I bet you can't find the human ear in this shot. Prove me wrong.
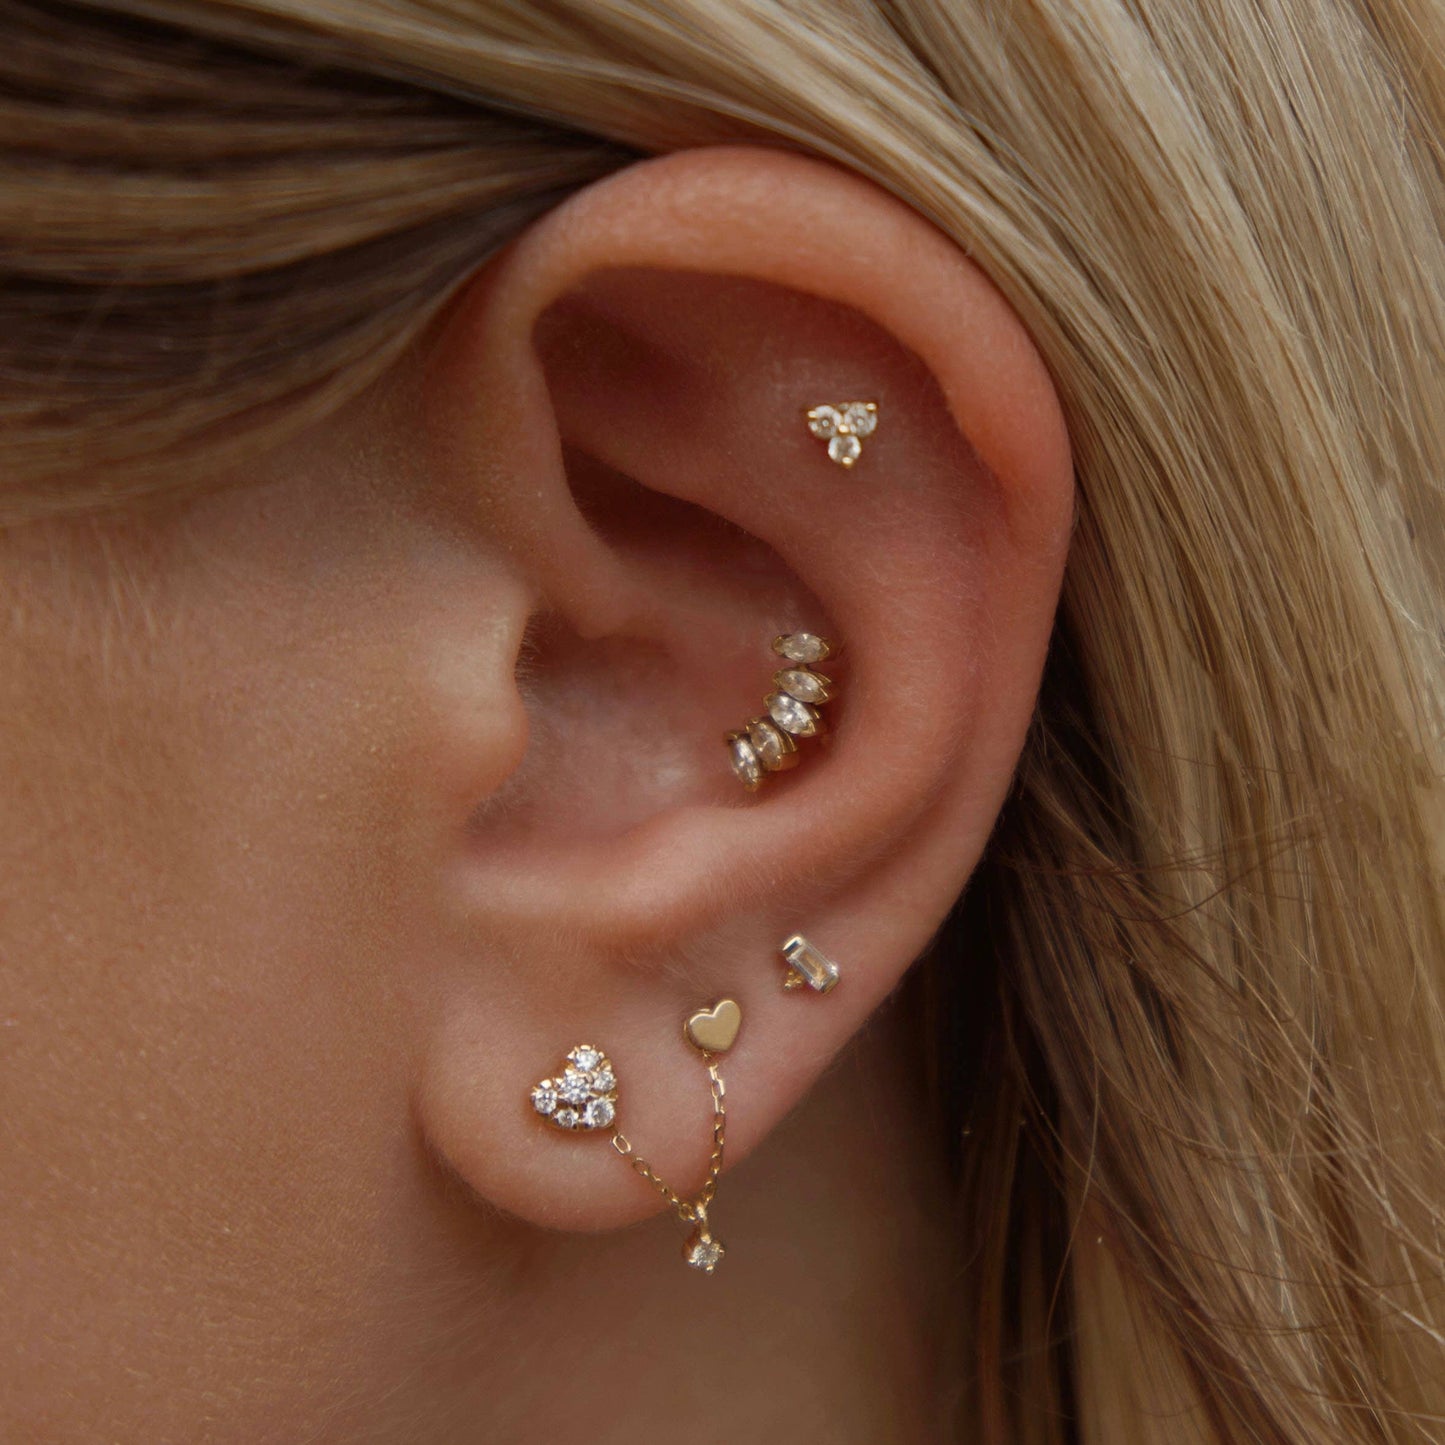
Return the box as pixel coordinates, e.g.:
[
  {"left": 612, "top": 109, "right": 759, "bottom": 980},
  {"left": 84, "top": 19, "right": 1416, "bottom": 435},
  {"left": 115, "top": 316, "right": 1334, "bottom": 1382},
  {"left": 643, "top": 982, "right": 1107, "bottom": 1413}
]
[{"left": 409, "top": 145, "right": 1073, "bottom": 1236}]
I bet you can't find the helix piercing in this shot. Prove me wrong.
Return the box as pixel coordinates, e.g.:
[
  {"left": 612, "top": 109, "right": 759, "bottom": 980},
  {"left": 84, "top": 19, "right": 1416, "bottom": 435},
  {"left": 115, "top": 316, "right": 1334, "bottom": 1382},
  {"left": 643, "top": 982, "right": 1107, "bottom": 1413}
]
[
  {"left": 727, "top": 632, "right": 839, "bottom": 792},
  {"left": 529, "top": 998, "right": 742, "bottom": 1273},
  {"left": 805, "top": 400, "right": 879, "bottom": 467}
]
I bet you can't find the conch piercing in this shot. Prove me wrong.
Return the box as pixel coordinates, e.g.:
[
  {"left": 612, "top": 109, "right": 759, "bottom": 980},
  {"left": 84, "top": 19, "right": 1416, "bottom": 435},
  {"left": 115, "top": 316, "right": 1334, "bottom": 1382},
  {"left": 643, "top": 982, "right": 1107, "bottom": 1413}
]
[
  {"left": 727, "top": 631, "right": 839, "bottom": 792},
  {"left": 779, "top": 933, "right": 841, "bottom": 994},
  {"left": 529, "top": 998, "right": 742, "bottom": 1273},
  {"left": 805, "top": 400, "right": 879, "bottom": 467}
]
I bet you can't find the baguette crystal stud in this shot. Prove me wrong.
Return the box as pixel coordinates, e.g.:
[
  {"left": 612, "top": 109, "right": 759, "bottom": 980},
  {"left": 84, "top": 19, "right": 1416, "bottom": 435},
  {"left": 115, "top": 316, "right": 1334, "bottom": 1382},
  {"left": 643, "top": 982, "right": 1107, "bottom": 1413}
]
[{"left": 780, "top": 934, "right": 841, "bottom": 994}]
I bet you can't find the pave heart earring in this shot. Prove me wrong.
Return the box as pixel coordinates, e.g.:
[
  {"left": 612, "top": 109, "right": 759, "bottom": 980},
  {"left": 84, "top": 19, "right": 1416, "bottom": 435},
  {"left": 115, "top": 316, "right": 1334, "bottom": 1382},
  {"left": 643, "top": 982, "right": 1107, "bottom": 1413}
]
[{"left": 529, "top": 998, "right": 742, "bottom": 1273}]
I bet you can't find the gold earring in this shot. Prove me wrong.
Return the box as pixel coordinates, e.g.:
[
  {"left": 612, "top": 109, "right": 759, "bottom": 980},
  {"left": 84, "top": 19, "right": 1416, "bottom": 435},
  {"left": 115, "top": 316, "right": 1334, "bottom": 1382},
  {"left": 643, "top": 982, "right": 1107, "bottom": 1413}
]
[
  {"left": 779, "top": 933, "right": 841, "bottom": 994},
  {"left": 727, "top": 632, "right": 840, "bottom": 791},
  {"left": 805, "top": 401, "right": 879, "bottom": 467},
  {"left": 529, "top": 998, "right": 742, "bottom": 1273}
]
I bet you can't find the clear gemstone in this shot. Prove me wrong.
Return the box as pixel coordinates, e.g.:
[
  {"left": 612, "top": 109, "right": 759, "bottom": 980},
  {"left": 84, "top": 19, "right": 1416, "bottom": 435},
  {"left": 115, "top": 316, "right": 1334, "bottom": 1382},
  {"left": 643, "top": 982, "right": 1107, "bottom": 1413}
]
[
  {"left": 582, "top": 1096, "right": 615, "bottom": 1129},
  {"left": 531, "top": 1081, "right": 558, "bottom": 1116},
  {"left": 684, "top": 1232, "right": 725, "bottom": 1273},
  {"left": 780, "top": 934, "right": 841, "bottom": 993},
  {"left": 806, "top": 404, "right": 841, "bottom": 438},
  {"left": 747, "top": 717, "right": 798, "bottom": 771},
  {"left": 774, "top": 667, "right": 831, "bottom": 704},
  {"left": 558, "top": 1069, "right": 593, "bottom": 1106},
  {"left": 591, "top": 1065, "right": 616, "bottom": 1093},
  {"left": 553, "top": 1108, "right": 580, "bottom": 1129},
  {"left": 828, "top": 433, "right": 862, "bottom": 466},
  {"left": 772, "top": 632, "right": 832, "bottom": 664},
  {"left": 766, "top": 692, "right": 820, "bottom": 738},
  {"left": 569, "top": 1046, "right": 602, "bottom": 1072},
  {"left": 728, "top": 733, "right": 764, "bottom": 790},
  {"left": 841, "top": 401, "right": 877, "bottom": 436}
]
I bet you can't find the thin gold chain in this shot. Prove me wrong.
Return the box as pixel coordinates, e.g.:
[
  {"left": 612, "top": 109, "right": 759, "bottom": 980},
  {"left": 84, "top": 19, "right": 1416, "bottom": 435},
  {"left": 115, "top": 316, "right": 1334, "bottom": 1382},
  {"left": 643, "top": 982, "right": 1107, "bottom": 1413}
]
[{"left": 611, "top": 1058, "right": 726, "bottom": 1223}]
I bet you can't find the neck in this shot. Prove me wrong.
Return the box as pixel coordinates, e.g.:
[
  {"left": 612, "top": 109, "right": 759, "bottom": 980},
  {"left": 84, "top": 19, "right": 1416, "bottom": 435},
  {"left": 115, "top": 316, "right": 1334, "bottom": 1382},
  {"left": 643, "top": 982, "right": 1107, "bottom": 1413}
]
[{"left": 411, "top": 990, "right": 957, "bottom": 1443}]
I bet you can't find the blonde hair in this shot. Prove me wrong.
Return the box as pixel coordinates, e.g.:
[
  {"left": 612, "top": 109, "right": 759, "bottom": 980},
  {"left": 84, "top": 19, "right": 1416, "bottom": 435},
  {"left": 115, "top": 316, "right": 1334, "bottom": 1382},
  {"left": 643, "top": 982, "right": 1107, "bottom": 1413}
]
[{"left": 7, "top": 0, "right": 1444, "bottom": 1438}]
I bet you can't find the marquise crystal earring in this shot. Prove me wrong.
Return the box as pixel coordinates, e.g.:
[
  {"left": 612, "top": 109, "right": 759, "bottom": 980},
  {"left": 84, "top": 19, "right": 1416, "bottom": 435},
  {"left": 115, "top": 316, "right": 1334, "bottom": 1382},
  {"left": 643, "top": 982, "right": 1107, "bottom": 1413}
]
[
  {"left": 529, "top": 998, "right": 742, "bottom": 1273},
  {"left": 727, "top": 631, "right": 840, "bottom": 792}
]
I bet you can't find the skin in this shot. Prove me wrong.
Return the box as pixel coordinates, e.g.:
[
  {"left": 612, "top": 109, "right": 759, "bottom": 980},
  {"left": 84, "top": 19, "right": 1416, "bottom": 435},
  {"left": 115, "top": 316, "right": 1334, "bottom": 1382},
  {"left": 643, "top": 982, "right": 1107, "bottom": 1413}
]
[{"left": 0, "top": 148, "right": 1073, "bottom": 1442}]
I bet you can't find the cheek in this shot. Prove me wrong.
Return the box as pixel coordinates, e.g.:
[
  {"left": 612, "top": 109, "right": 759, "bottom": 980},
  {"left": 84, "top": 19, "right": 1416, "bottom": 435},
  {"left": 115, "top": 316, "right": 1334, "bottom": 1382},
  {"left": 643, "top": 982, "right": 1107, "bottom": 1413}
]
[{"left": 0, "top": 488, "right": 527, "bottom": 1424}]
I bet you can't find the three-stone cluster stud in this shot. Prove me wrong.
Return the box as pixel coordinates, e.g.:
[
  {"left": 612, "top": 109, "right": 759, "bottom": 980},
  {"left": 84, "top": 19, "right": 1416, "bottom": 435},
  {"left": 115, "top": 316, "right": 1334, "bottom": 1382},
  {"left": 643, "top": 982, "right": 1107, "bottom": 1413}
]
[
  {"left": 726, "top": 632, "right": 839, "bottom": 793},
  {"left": 805, "top": 401, "right": 878, "bottom": 467}
]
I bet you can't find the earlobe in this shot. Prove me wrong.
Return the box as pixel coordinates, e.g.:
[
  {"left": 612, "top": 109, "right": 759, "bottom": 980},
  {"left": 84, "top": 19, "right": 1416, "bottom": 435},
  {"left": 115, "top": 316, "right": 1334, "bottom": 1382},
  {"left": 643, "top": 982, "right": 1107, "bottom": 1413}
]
[{"left": 408, "top": 145, "right": 1074, "bottom": 1250}]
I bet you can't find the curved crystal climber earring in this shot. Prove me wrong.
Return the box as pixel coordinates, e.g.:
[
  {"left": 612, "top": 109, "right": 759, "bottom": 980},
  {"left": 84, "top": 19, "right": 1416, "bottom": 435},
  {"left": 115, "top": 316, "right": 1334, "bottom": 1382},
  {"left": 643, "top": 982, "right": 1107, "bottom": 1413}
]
[
  {"left": 529, "top": 998, "right": 742, "bottom": 1272},
  {"left": 727, "top": 631, "right": 840, "bottom": 791}
]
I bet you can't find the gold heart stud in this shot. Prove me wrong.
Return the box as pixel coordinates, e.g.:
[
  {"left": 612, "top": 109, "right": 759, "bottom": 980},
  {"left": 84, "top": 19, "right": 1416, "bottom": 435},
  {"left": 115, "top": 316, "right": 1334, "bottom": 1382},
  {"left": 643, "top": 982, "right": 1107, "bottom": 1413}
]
[{"left": 685, "top": 998, "right": 742, "bottom": 1055}]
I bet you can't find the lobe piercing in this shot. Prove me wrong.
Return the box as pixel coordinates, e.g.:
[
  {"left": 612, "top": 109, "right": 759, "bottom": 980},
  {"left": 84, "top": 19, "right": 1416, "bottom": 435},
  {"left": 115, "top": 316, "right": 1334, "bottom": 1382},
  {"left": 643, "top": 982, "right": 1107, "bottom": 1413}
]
[
  {"left": 727, "top": 632, "right": 840, "bottom": 792},
  {"left": 805, "top": 401, "right": 879, "bottom": 467},
  {"left": 529, "top": 998, "right": 742, "bottom": 1273}
]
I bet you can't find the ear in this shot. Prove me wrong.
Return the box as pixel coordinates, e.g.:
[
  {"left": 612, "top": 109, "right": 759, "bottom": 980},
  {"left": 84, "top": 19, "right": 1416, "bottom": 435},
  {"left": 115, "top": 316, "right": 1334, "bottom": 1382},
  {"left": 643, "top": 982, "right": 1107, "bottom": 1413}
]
[{"left": 411, "top": 146, "right": 1073, "bottom": 1232}]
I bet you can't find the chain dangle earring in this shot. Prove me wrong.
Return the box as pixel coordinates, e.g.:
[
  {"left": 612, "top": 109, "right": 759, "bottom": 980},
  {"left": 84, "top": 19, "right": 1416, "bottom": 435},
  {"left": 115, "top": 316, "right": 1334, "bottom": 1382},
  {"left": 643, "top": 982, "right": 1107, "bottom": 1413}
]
[{"left": 529, "top": 998, "right": 742, "bottom": 1273}]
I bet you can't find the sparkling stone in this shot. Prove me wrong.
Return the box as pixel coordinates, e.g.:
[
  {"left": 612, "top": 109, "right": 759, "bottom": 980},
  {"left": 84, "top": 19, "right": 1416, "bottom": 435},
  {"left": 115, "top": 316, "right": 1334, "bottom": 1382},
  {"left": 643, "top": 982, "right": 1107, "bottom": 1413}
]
[
  {"left": 828, "top": 433, "right": 862, "bottom": 466},
  {"left": 591, "top": 1065, "right": 616, "bottom": 1093},
  {"left": 774, "top": 667, "right": 831, "bottom": 704},
  {"left": 841, "top": 401, "right": 877, "bottom": 436},
  {"left": 558, "top": 1069, "right": 593, "bottom": 1106},
  {"left": 684, "top": 1232, "right": 726, "bottom": 1273},
  {"left": 728, "top": 733, "right": 764, "bottom": 790},
  {"left": 772, "top": 632, "right": 832, "bottom": 664},
  {"left": 766, "top": 691, "right": 820, "bottom": 738},
  {"left": 531, "top": 1081, "right": 558, "bottom": 1116},
  {"left": 806, "top": 404, "right": 841, "bottom": 438},
  {"left": 747, "top": 716, "right": 798, "bottom": 771},
  {"left": 568, "top": 1046, "right": 602, "bottom": 1072},
  {"left": 553, "top": 1108, "right": 580, "bottom": 1129},
  {"left": 780, "top": 934, "right": 841, "bottom": 994},
  {"left": 582, "top": 1096, "right": 615, "bottom": 1129}
]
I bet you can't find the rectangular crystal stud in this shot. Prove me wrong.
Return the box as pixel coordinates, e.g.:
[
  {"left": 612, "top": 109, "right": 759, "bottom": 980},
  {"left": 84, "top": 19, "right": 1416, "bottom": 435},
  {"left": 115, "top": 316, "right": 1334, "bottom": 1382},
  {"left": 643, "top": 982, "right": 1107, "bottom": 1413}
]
[{"left": 779, "top": 935, "right": 840, "bottom": 994}]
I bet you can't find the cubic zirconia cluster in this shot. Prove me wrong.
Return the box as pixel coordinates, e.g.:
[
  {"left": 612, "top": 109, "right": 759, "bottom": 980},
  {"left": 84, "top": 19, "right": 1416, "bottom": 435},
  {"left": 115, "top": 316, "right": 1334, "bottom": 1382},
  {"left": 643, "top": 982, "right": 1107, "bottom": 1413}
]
[
  {"left": 531, "top": 1044, "right": 619, "bottom": 1132},
  {"left": 806, "top": 400, "right": 878, "bottom": 467},
  {"left": 726, "top": 632, "right": 839, "bottom": 793}
]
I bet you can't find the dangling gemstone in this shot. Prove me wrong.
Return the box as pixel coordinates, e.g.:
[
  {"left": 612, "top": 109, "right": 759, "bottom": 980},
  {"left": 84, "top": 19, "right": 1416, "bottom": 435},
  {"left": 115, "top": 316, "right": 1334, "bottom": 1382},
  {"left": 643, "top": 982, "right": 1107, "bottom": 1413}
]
[{"left": 683, "top": 1227, "right": 726, "bottom": 1273}]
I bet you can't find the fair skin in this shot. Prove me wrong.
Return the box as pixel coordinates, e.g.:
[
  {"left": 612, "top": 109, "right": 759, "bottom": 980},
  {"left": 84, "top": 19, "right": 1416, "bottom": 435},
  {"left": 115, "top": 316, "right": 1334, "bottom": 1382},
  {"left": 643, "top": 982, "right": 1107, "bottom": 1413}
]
[{"left": 0, "top": 148, "right": 1073, "bottom": 1441}]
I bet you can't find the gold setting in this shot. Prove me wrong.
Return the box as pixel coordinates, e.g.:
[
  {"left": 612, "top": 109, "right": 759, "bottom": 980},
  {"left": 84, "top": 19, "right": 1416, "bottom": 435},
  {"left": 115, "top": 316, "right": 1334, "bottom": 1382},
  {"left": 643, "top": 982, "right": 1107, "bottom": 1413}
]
[
  {"left": 531, "top": 999, "right": 742, "bottom": 1273},
  {"left": 727, "top": 632, "right": 840, "bottom": 792}
]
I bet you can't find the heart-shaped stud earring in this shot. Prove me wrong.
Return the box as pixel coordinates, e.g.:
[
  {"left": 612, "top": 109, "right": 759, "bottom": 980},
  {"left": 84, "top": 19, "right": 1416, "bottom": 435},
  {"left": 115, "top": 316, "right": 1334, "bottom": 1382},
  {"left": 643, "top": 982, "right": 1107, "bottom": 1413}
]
[
  {"left": 530, "top": 1044, "right": 618, "bottom": 1131},
  {"left": 685, "top": 998, "right": 742, "bottom": 1055}
]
